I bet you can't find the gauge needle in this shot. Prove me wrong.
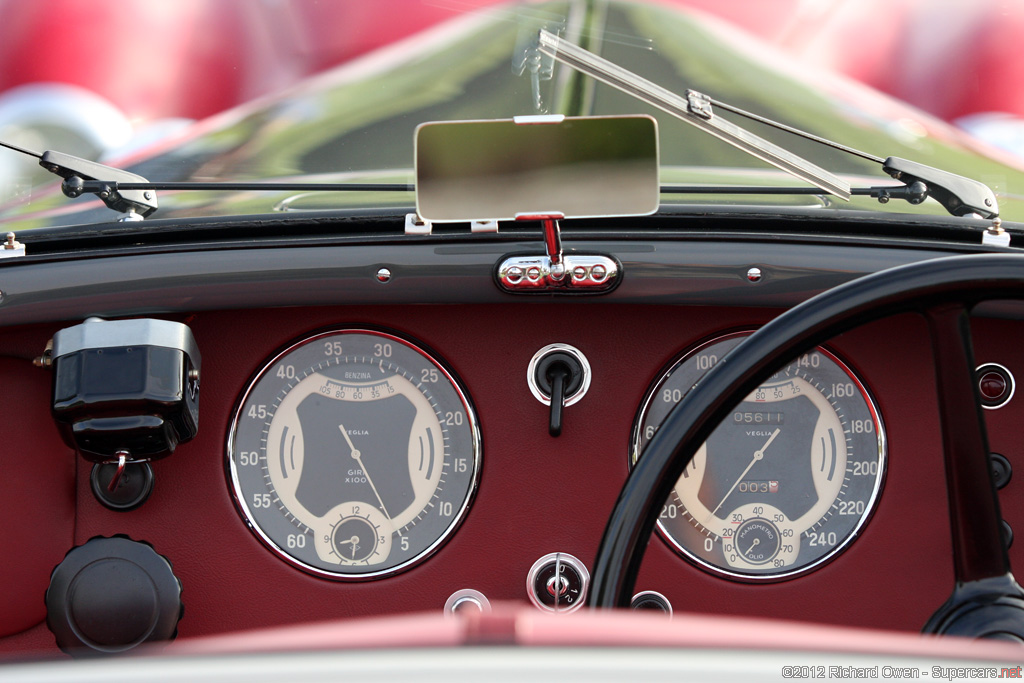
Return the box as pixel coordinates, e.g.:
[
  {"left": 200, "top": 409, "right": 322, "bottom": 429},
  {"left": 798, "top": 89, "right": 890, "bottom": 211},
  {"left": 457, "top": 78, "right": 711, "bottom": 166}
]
[
  {"left": 346, "top": 535, "right": 360, "bottom": 558},
  {"left": 339, "top": 424, "right": 397, "bottom": 528},
  {"left": 745, "top": 538, "right": 760, "bottom": 556},
  {"left": 704, "top": 428, "right": 781, "bottom": 524}
]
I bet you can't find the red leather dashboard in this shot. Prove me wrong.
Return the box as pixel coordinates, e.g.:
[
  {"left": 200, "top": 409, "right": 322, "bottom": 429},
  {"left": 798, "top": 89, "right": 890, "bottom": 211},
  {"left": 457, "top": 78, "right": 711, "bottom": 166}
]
[{"left": 2, "top": 302, "right": 1022, "bottom": 653}]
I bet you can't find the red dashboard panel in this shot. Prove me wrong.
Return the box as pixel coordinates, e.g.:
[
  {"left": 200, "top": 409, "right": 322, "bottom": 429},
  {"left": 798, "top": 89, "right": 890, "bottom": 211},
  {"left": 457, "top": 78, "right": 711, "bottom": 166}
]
[
  {"left": 1, "top": 303, "right": 1021, "bottom": 654},
  {"left": 0, "top": 358, "right": 75, "bottom": 638}
]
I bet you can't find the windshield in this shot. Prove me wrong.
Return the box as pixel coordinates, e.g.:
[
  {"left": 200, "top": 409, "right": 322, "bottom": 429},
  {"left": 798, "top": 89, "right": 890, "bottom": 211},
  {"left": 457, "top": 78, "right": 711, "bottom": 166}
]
[{"left": 2, "top": 0, "right": 1023, "bottom": 226}]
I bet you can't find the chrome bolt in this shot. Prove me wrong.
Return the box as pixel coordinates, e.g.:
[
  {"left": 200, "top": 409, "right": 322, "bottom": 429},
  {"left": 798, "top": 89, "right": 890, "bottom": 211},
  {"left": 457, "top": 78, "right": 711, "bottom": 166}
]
[
  {"left": 549, "top": 262, "right": 566, "bottom": 281},
  {"left": 33, "top": 339, "right": 52, "bottom": 367},
  {"left": 591, "top": 264, "right": 607, "bottom": 281},
  {"left": 188, "top": 368, "right": 200, "bottom": 381},
  {"left": 986, "top": 198, "right": 993, "bottom": 207},
  {"left": 144, "top": 191, "right": 154, "bottom": 200},
  {"left": 507, "top": 266, "right": 524, "bottom": 283},
  {"left": 376, "top": 267, "right": 392, "bottom": 283},
  {"left": 572, "top": 266, "right": 587, "bottom": 280},
  {"left": 746, "top": 267, "right": 762, "bottom": 283},
  {"left": 526, "top": 266, "right": 542, "bottom": 281}
]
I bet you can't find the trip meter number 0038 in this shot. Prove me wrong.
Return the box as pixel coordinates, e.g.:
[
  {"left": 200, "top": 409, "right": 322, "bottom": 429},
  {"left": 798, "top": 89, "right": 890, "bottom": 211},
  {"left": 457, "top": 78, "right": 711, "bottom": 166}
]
[
  {"left": 632, "top": 333, "right": 885, "bottom": 581},
  {"left": 228, "top": 329, "right": 480, "bottom": 580}
]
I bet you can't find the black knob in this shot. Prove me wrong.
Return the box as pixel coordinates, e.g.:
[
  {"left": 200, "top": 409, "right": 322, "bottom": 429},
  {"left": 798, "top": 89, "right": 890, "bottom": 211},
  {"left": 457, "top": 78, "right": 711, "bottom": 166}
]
[
  {"left": 46, "top": 537, "right": 183, "bottom": 656},
  {"left": 991, "top": 452, "right": 1013, "bottom": 489}
]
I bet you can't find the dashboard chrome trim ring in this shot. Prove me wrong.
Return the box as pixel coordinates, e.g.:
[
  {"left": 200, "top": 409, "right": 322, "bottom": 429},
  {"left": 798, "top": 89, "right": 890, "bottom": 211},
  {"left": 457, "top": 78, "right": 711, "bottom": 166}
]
[
  {"left": 226, "top": 327, "right": 481, "bottom": 581},
  {"left": 527, "top": 343, "right": 592, "bottom": 407},
  {"left": 631, "top": 331, "right": 887, "bottom": 582},
  {"left": 977, "top": 362, "right": 1015, "bottom": 410},
  {"left": 444, "top": 589, "right": 492, "bottom": 616},
  {"left": 526, "top": 552, "right": 591, "bottom": 613}
]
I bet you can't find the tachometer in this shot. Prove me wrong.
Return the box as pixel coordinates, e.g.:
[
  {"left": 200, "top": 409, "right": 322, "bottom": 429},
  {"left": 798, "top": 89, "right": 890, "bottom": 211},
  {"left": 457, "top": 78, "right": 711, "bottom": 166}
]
[
  {"left": 632, "top": 332, "right": 885, "bottom": 581},
  {"left": 227, "top": 329, "right": 480, "bottom": 580}
]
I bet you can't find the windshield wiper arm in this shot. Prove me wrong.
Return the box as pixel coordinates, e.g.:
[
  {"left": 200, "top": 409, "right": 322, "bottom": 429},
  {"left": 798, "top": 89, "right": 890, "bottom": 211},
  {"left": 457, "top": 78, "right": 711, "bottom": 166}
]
[
  {"left": 707, "top": 97, "right": 999, "bottom": 219},
  {"left": 0, "top": 141, "right": 414, "bottom": 221},
  {"left": 536, "top": 30, "right": 851, "bottom": 201},
  {"left": 536, "top": 30, "right": 999, "bottom": 220}
]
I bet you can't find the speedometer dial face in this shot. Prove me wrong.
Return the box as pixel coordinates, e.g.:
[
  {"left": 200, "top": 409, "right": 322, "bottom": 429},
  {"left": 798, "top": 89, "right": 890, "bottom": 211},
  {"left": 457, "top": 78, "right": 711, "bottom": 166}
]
[
  {"left": 228, "top": 329, "right": 480, "bottom": 580},
  {"left": 632, "top": 333, "right": 885, "bottom": 581}
]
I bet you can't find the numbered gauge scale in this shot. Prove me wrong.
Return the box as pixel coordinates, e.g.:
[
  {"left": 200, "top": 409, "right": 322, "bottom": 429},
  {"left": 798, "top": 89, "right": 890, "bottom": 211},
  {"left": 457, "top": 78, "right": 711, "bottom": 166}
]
[
  {"left": 632, "top": 332, "right": 885, "bottom": 581},
  {"left": 227, "top": 329, "right": 480, "bottom": 580}
]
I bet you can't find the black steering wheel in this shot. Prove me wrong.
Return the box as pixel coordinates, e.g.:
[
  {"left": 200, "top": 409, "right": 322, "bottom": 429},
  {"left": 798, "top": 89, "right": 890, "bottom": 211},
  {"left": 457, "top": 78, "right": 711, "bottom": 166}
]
[{"left": 591, "top": 253, "right": 1024, "bottom": 638}]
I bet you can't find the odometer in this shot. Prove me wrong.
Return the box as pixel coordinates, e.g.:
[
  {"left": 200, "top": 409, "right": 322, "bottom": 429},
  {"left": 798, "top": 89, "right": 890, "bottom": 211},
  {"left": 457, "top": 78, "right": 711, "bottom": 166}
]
[
  {"left": 228, "top": 329, "right": 480, "bottom": 580},
  {"left": 633, "top": 332, "right": 885, "bottom": 581}
]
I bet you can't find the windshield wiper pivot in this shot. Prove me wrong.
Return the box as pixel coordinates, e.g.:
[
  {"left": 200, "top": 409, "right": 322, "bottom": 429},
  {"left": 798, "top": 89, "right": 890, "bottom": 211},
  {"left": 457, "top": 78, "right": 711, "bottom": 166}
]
[
  {"left": 881, "top": 157, "right": 998, "bottom": 219},
  {"left": 0, "top": 141, "right": 158, "bottom": 220}
]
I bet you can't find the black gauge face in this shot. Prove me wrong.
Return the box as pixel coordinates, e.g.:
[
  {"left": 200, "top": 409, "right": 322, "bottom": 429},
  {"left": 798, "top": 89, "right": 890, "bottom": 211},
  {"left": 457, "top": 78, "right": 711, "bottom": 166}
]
[
  {"left": 633, "top": 333, "right": 885, "bottom": 581},
  {"left": 228, "top": 329, "right": 480, "bottom": 580}
]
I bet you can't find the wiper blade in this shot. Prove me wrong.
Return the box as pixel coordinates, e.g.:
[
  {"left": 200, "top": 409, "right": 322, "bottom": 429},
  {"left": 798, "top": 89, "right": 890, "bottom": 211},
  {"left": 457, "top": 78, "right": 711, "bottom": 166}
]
[
  {"left": 536, "top": 30, "right": 851, "bottom": 201},
  {"left": 536, "top": 30, "right": 1000, "bottom": 220}
]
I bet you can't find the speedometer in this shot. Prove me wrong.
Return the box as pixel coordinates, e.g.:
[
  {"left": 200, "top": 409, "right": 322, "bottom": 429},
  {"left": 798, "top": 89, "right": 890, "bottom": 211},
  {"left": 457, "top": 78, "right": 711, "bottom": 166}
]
[
  {"left": 227, "top": 329, "right": 480, "bottom": 580},
  {"left": 632, "top": 332, "right": 885, "bottom": 581}
]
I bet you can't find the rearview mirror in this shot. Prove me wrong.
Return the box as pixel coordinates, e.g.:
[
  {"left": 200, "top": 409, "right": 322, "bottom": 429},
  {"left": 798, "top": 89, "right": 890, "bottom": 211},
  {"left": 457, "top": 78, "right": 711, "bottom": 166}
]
[{"left": 415, "top": 115, "right": 658, "bottom": 222}]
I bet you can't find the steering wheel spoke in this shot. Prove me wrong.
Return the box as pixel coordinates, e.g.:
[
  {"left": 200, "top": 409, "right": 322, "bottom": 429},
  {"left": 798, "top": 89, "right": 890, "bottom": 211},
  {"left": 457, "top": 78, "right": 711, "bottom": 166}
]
[
  {"left": 924, "top": 302, "right": 1008, "bottom": 583},
  {"left": 923, "top": 302, "right": 1024, "bottom": 639}
]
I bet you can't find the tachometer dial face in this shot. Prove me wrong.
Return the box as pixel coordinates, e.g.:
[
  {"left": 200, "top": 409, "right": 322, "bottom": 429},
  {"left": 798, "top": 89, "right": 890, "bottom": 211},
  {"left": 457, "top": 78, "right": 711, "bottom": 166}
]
[
  {"left": 632, "top": 332, "right": 885, "bottom": 581},
  {"left": 228, "top": 329, "right": 480, "bottom": 580}
]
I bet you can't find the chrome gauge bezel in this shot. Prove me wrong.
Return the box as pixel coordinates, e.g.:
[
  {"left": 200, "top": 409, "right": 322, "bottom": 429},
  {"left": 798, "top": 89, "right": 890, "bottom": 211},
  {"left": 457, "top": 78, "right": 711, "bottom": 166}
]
[
  {"left": 226, "top": 327, "right": 481, "bottom": 581},
  {"left": 631, "top": 331, "right": 886, "bottom": 583}
]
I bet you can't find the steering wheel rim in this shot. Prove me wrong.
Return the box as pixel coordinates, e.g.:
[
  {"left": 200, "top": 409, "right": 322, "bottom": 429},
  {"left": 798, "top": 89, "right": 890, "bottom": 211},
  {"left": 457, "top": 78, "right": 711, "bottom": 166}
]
[{"left": 591, "top": 252, "right": 1024, "bottom": 615}]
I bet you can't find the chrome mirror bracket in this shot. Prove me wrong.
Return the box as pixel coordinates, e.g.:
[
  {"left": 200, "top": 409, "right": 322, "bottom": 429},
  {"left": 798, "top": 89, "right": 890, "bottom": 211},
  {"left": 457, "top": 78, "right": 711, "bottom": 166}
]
[{"left": 497, "top": 212, "right": 619, "bottom": 293}]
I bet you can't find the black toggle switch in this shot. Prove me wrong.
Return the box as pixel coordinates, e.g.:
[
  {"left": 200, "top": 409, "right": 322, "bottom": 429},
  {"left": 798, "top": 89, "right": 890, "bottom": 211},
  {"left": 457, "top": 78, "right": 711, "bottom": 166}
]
[
  {"left": 534, "top": 351, "right": 585, "bottom": 437},
  {"left": 547, "top": 361, "right": 570, "bottom": 436}
]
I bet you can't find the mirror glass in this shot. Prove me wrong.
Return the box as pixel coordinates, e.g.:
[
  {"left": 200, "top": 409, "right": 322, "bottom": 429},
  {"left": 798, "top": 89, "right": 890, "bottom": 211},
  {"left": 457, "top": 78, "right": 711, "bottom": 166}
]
[{"left": 415, "top": 115, "right": 658, "bottom": 221}]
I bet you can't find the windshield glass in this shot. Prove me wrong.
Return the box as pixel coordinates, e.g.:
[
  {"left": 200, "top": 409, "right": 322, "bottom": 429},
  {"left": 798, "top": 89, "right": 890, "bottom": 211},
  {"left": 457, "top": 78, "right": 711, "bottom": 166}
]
[{"left": 2, "top": 0, "right": 1023, "bottom": 226}]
